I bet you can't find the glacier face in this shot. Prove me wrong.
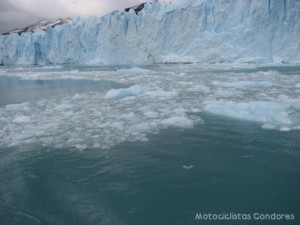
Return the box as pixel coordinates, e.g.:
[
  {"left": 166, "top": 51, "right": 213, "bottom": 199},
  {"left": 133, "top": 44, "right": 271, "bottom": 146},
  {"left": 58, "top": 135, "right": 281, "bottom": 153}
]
[{"left": 0, "top": 0, "right": 300, "bottom": 65}]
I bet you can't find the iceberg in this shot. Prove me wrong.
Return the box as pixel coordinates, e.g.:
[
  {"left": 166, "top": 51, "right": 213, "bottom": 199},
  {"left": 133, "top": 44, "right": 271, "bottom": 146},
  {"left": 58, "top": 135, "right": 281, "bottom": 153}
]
[
  {"left": 203, "top": 101, "right": 293, "bottom": 126},
  {"left": 104, "top": 85, "right": 144, "bottom": 99},
  {"left": 0, "top": 0, "right": 300, "bottom": 65}
]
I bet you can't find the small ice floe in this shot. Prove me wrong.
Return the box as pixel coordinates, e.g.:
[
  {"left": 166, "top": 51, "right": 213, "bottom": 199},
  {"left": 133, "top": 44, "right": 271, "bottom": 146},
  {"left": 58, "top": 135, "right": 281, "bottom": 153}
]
[
  {"left": 262, "top": 124, "right": 276, "bottom": 130},
  {"left": 182, "top": 165, "right": 194, "bottom": 170},
  {"left": 104, "top": 85, "right": 144, "bottom": 99},
  {"left": 13, "top": 116, "right": 31, "bottom": 123},
  {"left": 240, "top": 155, "right": 254, "bottom": 159},
  {"left": 279, "top": 127, "right": 291, "bottom": 132},
  {"left": 187, "top": 84, "right": 211, "bottom": 94},
  {"left": 162, "top": 116, "right": 194, "bottom": 129}
]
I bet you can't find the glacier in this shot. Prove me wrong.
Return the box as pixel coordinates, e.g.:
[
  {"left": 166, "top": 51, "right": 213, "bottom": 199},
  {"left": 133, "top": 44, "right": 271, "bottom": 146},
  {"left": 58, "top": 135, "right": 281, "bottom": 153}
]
[{"left": 0, "top": 0, "right": 300, "bottom": 65}]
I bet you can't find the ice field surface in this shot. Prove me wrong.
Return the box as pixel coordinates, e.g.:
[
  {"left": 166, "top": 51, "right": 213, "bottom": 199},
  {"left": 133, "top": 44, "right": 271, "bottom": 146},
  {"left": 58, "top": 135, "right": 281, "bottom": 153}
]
[{"left": 0, "top": 64, "right": 299, "bottom": 150}]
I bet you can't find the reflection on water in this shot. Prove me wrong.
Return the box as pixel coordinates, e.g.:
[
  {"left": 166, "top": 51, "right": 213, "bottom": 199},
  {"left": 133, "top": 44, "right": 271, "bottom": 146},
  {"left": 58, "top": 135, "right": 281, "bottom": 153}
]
[{"left": 0, "top": 76, "right": 127, "bottom": 106}]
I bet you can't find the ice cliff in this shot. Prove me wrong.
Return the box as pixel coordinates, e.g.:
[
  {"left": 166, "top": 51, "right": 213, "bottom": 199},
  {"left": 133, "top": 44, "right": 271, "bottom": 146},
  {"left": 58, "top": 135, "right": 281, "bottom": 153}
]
[{"left": 0, "top": 0, "right": 300, "bottom": 65}]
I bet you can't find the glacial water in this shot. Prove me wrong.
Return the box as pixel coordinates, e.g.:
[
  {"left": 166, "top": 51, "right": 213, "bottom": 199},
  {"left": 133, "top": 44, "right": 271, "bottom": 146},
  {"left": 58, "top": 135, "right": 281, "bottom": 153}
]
[{"left": 0, "top": 64, "right": 299, "bottom": 225}]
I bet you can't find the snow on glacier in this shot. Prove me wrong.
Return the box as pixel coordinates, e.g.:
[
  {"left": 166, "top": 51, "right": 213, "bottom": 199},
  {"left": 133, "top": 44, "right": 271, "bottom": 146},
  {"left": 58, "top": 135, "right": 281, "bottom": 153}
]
[
  {"left": 1, "top": 0, "right": 300, "bottom": 65},
  {"left": 0, "top": 64, "right": 299, "bottom": 150}
]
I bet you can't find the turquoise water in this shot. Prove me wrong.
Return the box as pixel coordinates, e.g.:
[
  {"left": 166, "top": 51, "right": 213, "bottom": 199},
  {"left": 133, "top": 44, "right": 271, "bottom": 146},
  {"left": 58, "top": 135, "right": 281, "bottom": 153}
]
[
  {"left": 0, "top": 65, "right": 299, "bottom": 224},
  {"left": 0, "top": 76, "right": 127, "bottom": 106}
]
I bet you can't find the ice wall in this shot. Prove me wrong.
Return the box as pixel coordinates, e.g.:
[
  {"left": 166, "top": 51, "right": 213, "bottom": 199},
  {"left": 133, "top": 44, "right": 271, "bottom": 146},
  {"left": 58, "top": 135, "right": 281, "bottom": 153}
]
[{"left": 0, "top": 0, "right": 300, "bottom": 65}]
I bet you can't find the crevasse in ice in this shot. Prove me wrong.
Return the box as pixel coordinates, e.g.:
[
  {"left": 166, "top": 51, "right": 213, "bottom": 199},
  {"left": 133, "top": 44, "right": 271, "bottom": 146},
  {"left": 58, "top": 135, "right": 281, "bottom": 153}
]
[{"left": 0, "top": 0, "right": 300, "bottom": 65}]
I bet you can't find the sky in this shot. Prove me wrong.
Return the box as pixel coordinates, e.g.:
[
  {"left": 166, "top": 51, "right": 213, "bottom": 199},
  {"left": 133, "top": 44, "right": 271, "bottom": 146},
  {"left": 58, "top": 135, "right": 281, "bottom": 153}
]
[{"left": 0, "top": 0, "right": 151, "bottom": 33}]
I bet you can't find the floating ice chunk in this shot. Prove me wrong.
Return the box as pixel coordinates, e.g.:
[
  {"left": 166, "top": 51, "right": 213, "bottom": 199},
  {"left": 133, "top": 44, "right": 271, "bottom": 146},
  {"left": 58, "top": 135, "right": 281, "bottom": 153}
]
[
  {"left": 144, "top": 111, "right": 159, "bottom": 118},
  {"left": 70, "top": 70, "right": 79, "bottom": 74},
  {"left": 5, "top": 102, "right": 30, "bottom": 110},
  {"left": 54, "top": 103, "right": 73, "bottom": 111},
  {"left": 212, "top": 81, "right": 273, "bottom": 89},
  {"left": 117, "top": 67, "right": 152, "bottom": 75},
  {"left": 13, "top": 116, "right": 31, "bottom": 123},
  {"left": 214, "top": 89, "right": 235, "bottom": 97},
  {"left": 129, "top": 123, "right": 151, "bottom": 132},
  {"left": 145, "top": 90, "right": 178, "bottom": 99},
  {"left": 262, "top": 124, "right": 276, "bottom": 130},
  {"left": 74, "top": 144, "right": 88, "bottom": 151},
  {"left": 280, "top": 127, "right": 291, "bottom": 132},
  {"left": 187, "top": 84, "right": 211, "bottom": 94},
  {"left": 182, "top": 165, "right": 194, "bottom": 170},
  {"left": 119, "top": 112, "right": 136, "bottom": 119},
  {"left": 141, "top": 103, "right": 164, "bottom": 110},
  {"left": 277, "top": 94, "right": 290, "bottom": 101},
  {"left": 162, "top": 116, "right": 193, "bottom": 129},
  {"left": 239, "top": 155, "right": 254, "bottom": 158},
  {"left": 204, "top": 101, "right": 292, "bottom": 126},
  {"left": 293, "top": 102, "right": 300, "bottom": 111},
  {"left": 104, "top": 85, "right": 144, "bottom": 99}
]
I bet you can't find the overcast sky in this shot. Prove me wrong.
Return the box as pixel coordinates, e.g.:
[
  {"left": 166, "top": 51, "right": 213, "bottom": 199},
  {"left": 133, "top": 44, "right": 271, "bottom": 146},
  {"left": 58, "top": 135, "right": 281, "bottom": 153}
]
[{"left": 0, "top": 0, "right": 152, "bottom": 33}]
